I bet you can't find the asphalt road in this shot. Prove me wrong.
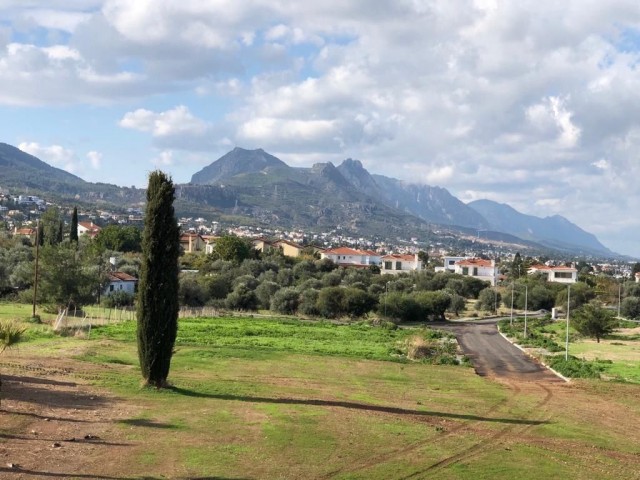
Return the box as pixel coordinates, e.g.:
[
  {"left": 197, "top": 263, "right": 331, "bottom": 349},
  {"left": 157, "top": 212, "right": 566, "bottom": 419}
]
[{"left": 432, "top": 320, "right": 565, "bottom": 382}]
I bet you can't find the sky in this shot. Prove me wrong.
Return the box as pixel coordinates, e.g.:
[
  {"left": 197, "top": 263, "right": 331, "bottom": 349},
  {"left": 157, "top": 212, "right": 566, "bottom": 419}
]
[{"left": 1, "top": 1, "right": 639, "bottom": 257}]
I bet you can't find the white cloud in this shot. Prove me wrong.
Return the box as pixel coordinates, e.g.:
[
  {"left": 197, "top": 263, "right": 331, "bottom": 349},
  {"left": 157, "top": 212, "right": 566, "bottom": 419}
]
[
  {"left": 4, "top": 1, "right": 640, "bottom": 255},
  {"left": 526, "top": 96, "right": 581, "bottom": 148},
  {"left": 86, "top": 150, "right": 102, "bottom": 169},
  {"left": 119, "top": 105, "right": 227, "bottom": 151},
  {"left": 20, "top": 9, "right": 92, "bottom": 33},
  {"left": 19, "top": 142, "right": 80, "bottom": 173},
  {"left": 152, "top": 150, "right": 174, "bottom": 167},
  {"left": 119, "top": 105, "right": 209, "bottom": 137},
  {"left": 592, "top": 158, "right": 609, "bottom": 170}
]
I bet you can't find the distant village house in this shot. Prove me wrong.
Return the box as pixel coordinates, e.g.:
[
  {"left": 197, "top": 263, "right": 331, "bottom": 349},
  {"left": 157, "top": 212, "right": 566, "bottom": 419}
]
[
  {"left": 381, "top": 254, "right": 423, "bottom": 275},
  {"left": 321, "top": 247, "right": 381, "bottom": 268},
  {"left": 77, "top": 221, "right": 101, "bottom": 238},
  {"left": 103, "top": 271, "right": 138, "bottom": 296},
  {"left": 453, "top": 258, "right": 499, "bottom": 286},
  {"left": 527, "top": 264, "right": 578, "bottom": 284}
]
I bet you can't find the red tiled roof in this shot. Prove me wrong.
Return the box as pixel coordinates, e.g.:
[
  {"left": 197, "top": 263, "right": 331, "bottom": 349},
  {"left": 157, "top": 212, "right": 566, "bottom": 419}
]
[
  {"left": 78, "top": 221, "right": 101, "bottom": 231},
  {"left": 273, "top": 239, "right": 302, "bottom": 249},
  {"left": 324, "top": 247, "right": 379, "bottom": 256},
  {"left": 382, "top": 254, "right": 417, "bottom": 261},
  {"left": 107, "top": 272, "right": 137, "bottom": 282},
  {"left": 455, "top": 258, "right": 494, "bottom": 267}
]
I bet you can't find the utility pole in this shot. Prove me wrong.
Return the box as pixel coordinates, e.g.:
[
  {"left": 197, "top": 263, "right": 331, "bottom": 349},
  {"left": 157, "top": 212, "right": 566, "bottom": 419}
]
[{"left": 618, "top": 283, "right": 622, "bottom": 318}]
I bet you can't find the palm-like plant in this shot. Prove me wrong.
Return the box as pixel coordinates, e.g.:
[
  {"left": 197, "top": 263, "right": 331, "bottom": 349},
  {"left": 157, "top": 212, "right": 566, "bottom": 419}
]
[{"left": 0, "top": 320, "right": 26, "bottom": 409}]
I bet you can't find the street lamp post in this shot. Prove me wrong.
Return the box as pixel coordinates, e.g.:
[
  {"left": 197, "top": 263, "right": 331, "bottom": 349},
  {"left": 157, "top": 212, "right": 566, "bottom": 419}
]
[
  {"left": 510, "top": 283, "right": 514, "bottom": 327},
  {"left": 384, "top": 281, "right": 389, "bottom": 317},
  {"left": 32, "top": 220, "right": 40, "bottom": 319},
  {"left": 565, "top": 284, "right": 571, "bottom": 361},
  {"left": 524, "top": 285, "right": 528, "bottom": 339}
]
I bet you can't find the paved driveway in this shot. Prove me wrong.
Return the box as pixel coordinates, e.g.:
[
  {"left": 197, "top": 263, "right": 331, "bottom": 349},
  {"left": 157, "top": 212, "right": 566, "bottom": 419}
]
[{"left": 432, "top": 320, "right": 564, "bottom": 382}]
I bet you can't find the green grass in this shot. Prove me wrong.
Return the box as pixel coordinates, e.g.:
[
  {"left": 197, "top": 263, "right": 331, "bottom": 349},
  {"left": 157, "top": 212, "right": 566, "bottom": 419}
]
[
  {"left": 90, "top": 316, "right": 454, "bottom": 363},
  {"left": 3, "top": 305, "right": 640, "bottom": 478},
  {"left": 500, "top": 316, "right": 640, "bottom": 383},
  {"left": 0, "top": 302, "right": 55, "bottom": 323}
]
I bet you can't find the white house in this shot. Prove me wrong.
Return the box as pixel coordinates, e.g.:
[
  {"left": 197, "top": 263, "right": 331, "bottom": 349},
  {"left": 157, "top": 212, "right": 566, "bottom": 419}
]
[
  {"left": 454, "top": 258, "right": 499, "bottom": 286},
  {"left": 528, "top": 264, "right": 578, "bottom": 284},
  {"left": 381, "top": 254, "right": 422, "bottom": 275},
  {"left": 635, "top": 272, "right": 640, "bottom": 283},
  {"left": 78, "top": 221, "right": 101, "bottom": 238},
  {"left": 435, "top": 256, "right": 466, "bottom": 273},
  {"left": 321, "top": 247, "right": 381, "bottom": 267},
  {"left": 103, "top": 271, "right": 138, "bottom": 296}
]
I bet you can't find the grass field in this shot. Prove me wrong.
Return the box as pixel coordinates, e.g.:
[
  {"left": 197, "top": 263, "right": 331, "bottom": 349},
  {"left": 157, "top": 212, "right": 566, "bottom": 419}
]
[
  {"left": 2, "top": 309, "right": 640, "bottom": 479},
  {"left": 499, "top": 316, "right": 640, "bottom": 383}
]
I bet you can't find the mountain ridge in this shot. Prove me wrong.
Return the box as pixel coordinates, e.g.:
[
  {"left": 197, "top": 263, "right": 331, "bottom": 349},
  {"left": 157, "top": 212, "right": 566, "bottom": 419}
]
[
  {"left": 0, "top": 142, "right": 617, "bottom": 257},
  {"left": 467, "top": 199, "right": 612, "bottom": 256}
]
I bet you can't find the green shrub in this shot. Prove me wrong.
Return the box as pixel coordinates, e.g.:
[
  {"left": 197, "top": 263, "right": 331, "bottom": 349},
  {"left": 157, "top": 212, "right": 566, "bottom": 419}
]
[
  {"left": 102, "top": 290, "right": 135, "bottom": 308},
  {"left": 547, "top": 356, "right": 607, "bottom": 379},
  {"left": 298, "top": 289, "right": 320, "bottom": 316},
  {"left": 270, "top": 287, "right": 300, "bottom": 315}
]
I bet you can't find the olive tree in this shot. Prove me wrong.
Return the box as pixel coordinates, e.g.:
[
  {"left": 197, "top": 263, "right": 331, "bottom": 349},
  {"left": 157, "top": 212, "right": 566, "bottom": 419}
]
[{"left": 572, "top": 303, "right": 616, "bottom": 343}]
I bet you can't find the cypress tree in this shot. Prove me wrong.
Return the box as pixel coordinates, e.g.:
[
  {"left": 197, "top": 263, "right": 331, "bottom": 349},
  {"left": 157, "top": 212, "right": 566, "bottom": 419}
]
[
  {"left": 70, "top": 206, "right": 79, "bottom": 243},
  {"left": 136, "top": 171, "right": 180, "bottom": 388},
  {"left": 57, "top": 220, "right": 63, "bottom": 244}
]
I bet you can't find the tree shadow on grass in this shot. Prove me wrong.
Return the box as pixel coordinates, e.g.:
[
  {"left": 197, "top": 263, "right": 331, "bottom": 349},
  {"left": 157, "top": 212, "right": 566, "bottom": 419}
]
[
  {"left": 1, "top": 408, "right": 92, "bottom": 423},
  {"left": 2, "top": 374, "right": 78, "bottom": 387},
  {"left": 119, "top": 418, "right": 180, "bottom": 429},
  {"left": 0, "top": 470, "right": 251, "bottom": 480},
  {"left": 170, "top": 387, "right": 547, "bottom": 426},
  {"left": 1, "top": 374, "right": 110, "bottom": 410}
]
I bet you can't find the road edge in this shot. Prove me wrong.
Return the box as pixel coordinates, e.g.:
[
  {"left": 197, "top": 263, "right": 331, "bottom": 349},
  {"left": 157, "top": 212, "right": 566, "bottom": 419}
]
[{"left": 497, "top": 329, "right": 571, "bottom": 383}]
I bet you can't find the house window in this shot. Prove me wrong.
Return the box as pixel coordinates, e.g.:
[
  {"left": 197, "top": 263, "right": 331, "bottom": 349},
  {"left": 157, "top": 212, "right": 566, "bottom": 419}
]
[
  {"left": 448, "top": 260, "right": 455, "bottom": 266},
  {"left": 396, "top": 261, "right": 402, "bottom": 270},
  {"left": 462, "top": 267, "right": 468, "bottom": 275},
  {"left": 384, "top": 261, "right": 392, "bottom": 270},
  {"left": 109, "top": 284, "right": 114, "bottom": 292},
  {"left": 473, "top": 267, "right": 478, "bottom": 276},
  {"left": 554, "top": 272, "right": 573, "bottom": 279}
]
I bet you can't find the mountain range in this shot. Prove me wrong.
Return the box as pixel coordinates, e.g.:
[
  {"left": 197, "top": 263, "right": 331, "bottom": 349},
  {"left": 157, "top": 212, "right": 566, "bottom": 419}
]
[
  {"left": 187, "top": 147, "right": 613, "bottom": 256},
  {"left": 0, "top": 142, "right": 615, "bottom": 257}
]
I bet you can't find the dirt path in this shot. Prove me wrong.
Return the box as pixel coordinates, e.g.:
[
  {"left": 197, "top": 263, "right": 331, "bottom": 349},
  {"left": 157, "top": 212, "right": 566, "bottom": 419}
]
[{"left": 0, "top": 359, "right": 140, "bottom": 480}]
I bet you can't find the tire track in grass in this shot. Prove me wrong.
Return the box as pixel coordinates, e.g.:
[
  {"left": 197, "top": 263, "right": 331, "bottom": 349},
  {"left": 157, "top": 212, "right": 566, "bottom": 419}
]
[
  {"left": 321, "top": 382, "right": 524, "bottom": 479},
  {"left": 398, "top": 382, "right": 554, "bottom": 479}
]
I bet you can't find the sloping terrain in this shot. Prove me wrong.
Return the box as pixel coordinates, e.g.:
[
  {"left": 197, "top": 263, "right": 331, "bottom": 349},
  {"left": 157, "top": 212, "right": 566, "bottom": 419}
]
[{"left": 468, "top": 199, "right": 613, "bottom": 256}]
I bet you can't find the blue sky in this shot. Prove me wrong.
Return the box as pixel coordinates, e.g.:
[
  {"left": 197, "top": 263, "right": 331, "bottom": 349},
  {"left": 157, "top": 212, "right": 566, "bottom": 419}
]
[{"left": 1, "top": 1, "right": 640, "bottom": 257}]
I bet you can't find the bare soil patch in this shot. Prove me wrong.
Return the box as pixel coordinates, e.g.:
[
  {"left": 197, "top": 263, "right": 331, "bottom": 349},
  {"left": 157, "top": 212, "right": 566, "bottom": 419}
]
[{"left": 1, "top": 357, "right": 142, "bottom": 479}]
